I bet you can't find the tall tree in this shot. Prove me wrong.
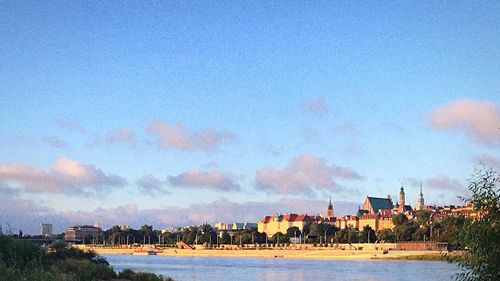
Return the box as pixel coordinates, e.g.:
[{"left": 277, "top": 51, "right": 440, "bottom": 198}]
[
  {"left": 359, "top": 225, "right": 377, "bottom": 243},
  {"left": 455, "top": 168, "right": 500, "bottom": 281}
]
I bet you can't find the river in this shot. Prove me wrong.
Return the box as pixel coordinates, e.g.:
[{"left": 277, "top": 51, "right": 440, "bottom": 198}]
[{"left": 103, "top": 254, "right": 459, "bottom": 281}]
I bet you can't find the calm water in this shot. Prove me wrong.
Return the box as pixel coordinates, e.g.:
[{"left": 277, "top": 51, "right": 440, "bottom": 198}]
[{"left": 103, "top": 254, "right": 459, "bottom": 281}]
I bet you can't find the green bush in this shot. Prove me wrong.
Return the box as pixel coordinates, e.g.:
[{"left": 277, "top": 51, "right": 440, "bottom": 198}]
[
  {"left": 118, "top": 268, "right": 173, "bottom": 281},
  {"left": 0, "top": 236, "right": 173, "bottom": 281}
]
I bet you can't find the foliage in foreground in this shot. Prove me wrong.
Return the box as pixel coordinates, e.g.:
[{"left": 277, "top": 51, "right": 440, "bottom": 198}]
[
  {"left": 454, "top": 168, "right": 500, "bottom": 281},
  {"left": 0, "top": 236, "right": 173, "bottom": 281}
]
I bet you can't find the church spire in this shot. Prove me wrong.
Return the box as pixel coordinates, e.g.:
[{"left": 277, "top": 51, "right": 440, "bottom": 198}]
[
  {"left": 327, "top": 196, "right": 334, "bottom": 217},
  {"left": 399, "top": 185, "right": 405, "bottom": 208},
  {"left": 417, "top": 183, "right": 425, "bottom": 210}
]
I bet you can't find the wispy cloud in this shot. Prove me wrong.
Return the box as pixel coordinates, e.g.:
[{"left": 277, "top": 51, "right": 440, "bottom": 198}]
[
  {"left": 404, "top": 177, "right": 421, "bottom": 188},
  {"left": 260, "top": 142, "right": 282, "bottom": 156},
  {"left": 256, "top": 154, "right": 362, "bottom": 194},
  {"left": 90, "top": 128, "right": 137, "bottom": 147},
  {"left": 300, "top": 96, "right": 329, "bottom": 114},
  {"left": 106, "top": 128, "right": 136, "bottom": 144},
  {"left": 42, "top": 136, "right": 68, "bottom": 149},
  {"left": 168, "top": 169, "right": 241, "bottom": 192},
  {"left": 53, "top": 119, "right": 86, "bottom": 133},
  {"left": 426, "top": 174, "right": 466, "bottom": 193},
  {"left": 428, "top": 99, "right": 500, "bottom": 145},
  {"left": 333, "top": 122, "right": 360, "bottom": 137},
  {"left": 473, "top": 154, "right": 500, "bottom": 172},
  {"left": 136, "top": 174, "right": 169, "bottom": 195},
  {"left": 0, "top": 156, "right": 126, "bottom": 195},
  {"left": 301, "top": 127, "right": 321, "bottom": 145},
  {"left": 146, "top": 121, "right": 236, "bottom": 151}
]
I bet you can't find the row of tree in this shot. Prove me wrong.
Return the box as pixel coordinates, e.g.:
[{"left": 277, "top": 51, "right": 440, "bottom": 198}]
[{"left": 93, "top": 210, "right": 465, "bottom": 247}]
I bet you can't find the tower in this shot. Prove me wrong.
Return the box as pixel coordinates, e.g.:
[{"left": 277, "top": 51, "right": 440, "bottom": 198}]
[
  {"left": 417, "top": 184, "right": 424, "bottom": 211},
  {"left": 399, "top": 186, "right": 405, "bottom": 208},
  {"left": 327, "top": 197, "right": 334, "bottom": 217}
]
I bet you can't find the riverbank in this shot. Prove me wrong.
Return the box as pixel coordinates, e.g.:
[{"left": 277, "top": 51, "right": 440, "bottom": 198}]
[{"left": 76, "top": 245, "right": 457, "bottom": 261}]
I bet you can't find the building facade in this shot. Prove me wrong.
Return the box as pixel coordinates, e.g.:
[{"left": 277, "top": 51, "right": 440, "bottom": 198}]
[
  {"left": 258, "top": 214, "right": 313, "bottom": 237},
  {"left": 65, "top": 225, "right": 102, "bottom": 242},
  {"left": 40, "top": 223, "right": 53, "bottom": 237}
]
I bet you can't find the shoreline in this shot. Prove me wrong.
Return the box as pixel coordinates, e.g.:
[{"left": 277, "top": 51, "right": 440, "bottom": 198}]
[{"left": 77, "top": 245, "right": 457, "bottom": 262}]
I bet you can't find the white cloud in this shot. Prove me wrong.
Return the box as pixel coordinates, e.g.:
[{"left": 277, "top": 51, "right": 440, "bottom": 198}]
[
  {"left": 0, "top": 197, "right": 359, "bottom": 234},
  {"left": 168, "top": 169, "right": 241, "bottom": 192},
  {"left": 0, "top": 156, "right": 126, "bottom": 195},
  {"left": 256, "top": 154, "right": 362, "bottom": 194},
  {"left": 428, "top": 99, "right": 500, "bottom": 144},
  {"left": 146, "top": 121, "right": 236, "bottom": 151}
]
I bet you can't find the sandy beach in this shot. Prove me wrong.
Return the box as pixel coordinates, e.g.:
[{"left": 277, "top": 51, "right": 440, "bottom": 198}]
[{"left": 76, "top": 245, "right": 451, "bottom": 261}]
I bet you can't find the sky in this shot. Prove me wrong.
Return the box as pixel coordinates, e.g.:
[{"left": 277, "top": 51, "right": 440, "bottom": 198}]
[{"left": 0, "top": 1, "right": 499, "bottom": 234}]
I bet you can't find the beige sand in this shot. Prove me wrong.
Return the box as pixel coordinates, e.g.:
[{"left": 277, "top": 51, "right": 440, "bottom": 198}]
[{"left": 77, "top": 245, "right": 447, "bottom": 261}]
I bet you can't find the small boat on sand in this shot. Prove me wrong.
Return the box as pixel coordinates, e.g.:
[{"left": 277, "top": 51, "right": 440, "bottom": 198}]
[{"left": 134, "top": 248, "right": 160, "bottom": 255}]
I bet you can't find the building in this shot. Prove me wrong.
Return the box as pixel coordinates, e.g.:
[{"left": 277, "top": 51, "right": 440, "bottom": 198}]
[
  {"left": 377, "top": 209, "right": 395, "bottom": 230},
  {"left": 327, "top": 197, "right": 334, "bottom": 218},
  {"left": 337, "top": 215, "right": 359, "bottom": 230},
  {"left": 416, "top": 185, "right": 425, "bottom": 211},
  {"left": 395, "top": 186, "right": 412, "bottom": 213},
  {"left": 215, "top": 222, "right": 257, "bottom": 231},
  {"left": 160, "top": 227, "right": 178, "bottom": 234},
  {"left": 65, "top": 225, "right": 102, "bottom": 242},
  {"left": 361, "top": 196, "right": 393, "bottom": 214},
  {"left": 214, "top": 222, "right": 231, "bottom": 231},
  {"left": 118, "top": 224, "right": 130, "bottom": 230},
  {"left": 358, "top": 213, "right": 378, "bottom": 230},
  {"left": 231, "top": 222, "right": 257, "bottom": 231},
  {"left": 258, "top": 214, "right": 313, "bottom": 237},
  {"left": 40, "top": 223, "right": 53, "bottom": 237}
]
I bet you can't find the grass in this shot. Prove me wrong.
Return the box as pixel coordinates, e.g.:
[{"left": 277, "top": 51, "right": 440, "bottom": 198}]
[{"left": 380, "top": 252, "right": 464, "bottom": 262}]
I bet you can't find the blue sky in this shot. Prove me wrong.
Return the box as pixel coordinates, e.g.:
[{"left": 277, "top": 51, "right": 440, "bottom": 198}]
[{"left": 0, "top": 1, "right": 499, "bottom": 234}]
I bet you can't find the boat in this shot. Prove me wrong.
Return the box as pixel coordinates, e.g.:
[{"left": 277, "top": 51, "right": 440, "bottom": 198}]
[{"left": 134, "top": 248, "right": 160, "bottom": 256}]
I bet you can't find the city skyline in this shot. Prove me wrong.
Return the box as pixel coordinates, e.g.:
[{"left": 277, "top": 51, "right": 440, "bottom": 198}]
[{"left": 1, "top": 1, "right": 499, "bottom": 234}]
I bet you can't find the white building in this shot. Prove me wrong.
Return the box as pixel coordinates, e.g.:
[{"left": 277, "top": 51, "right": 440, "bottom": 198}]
[{"left": 40, "top": 223, "right": 53, "bottom": 237}]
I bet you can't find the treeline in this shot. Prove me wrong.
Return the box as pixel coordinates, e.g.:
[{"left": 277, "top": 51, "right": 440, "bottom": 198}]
[
  {"left": 378, "top": 211, "right": 466, "bottom": 248},
  {"left": 0, "top": 234, "right": 173, "bottom": 281},
  {"left": 101, "top": 211, "right": 466, "bottom": 248}
]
